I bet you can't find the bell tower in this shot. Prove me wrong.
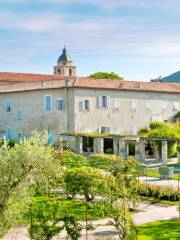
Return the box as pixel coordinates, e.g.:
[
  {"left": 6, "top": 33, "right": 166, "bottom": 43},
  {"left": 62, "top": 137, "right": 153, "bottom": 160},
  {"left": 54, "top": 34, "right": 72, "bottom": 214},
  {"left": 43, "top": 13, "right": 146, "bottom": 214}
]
[{"left": 54, "top": 47, "right": 77, "bottom": 77}]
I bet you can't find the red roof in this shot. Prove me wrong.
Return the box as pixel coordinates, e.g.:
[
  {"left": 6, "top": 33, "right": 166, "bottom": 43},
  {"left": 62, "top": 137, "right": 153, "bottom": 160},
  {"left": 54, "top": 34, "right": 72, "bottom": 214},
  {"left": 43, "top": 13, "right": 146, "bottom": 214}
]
[
  {"left": 0, "top": 72, "right": 180, "bottom": 94},
  {"left": 74, "top": 77, "right": 180, "bottom": 93},
  {"left": 0, "top": 72, "right": 70, "bottom": 82}
]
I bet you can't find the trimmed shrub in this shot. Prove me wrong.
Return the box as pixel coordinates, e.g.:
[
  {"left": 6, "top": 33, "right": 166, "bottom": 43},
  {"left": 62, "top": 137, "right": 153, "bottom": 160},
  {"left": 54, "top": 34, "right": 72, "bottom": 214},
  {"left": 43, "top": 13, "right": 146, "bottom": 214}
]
[{"left": 138, "top": 183, "right": 179, "bottom": 201}]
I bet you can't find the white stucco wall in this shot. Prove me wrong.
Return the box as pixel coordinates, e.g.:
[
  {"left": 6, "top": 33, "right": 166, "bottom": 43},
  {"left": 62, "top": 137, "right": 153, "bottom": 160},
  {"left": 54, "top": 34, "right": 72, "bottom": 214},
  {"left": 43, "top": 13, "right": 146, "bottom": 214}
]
[
  {"left": 0, "top": 88, "right": 75, "bottom": 142},
  {"left": 74, "top": 88, "right": 180, "bottom": 134},
  {"left": 0, "top": 86, "right": 179, "bottom": 142}
]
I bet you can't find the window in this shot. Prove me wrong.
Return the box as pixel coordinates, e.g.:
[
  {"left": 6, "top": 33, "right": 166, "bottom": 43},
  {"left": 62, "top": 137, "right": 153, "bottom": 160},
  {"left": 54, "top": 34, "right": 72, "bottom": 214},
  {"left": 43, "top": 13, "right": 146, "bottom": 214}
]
[
  {"left": 79, "top": 100, "right": 90, "bottom": 112},
  {"left": 161, "top": 101, "right": 166, "bottom": 111},
  {"left": 102, "top": 96, "right": 108, "bottom": 108},
  {"left": 56, "top": 98, "right": 64, "bottom": 111},
  {"left": 145, "top": 100, "right": 151, "bottom": 110},
  {"left": 84, "top": 100, "right": 90, "bottom": 110},
  {"left": 5, "top": 102, "right": 12, "bottom": 112},
  {"left": 113, "top": 99, "right": 119, "bottom": 110},
  {"left": 97, "top": 96, "right": 110, "bottom": 108},
  {"left": 131, "top": 100, "right": 137, "bottom": 110},
  {"left": 69, "top": 69, "right": 72, "bottom": 76},
  {"left": 45, "top": 95, "right": 52, "bottom": 111},
  {"left": 48, "top": 134, "right": 53, "bottom": 145},
  {"left": 7, "top": 128, "right": 12, "bottom": 140},
  {"left": 173, "top": 102, "right": 179, "bottom": 110},
  {"left": 17, "top": 110, "right": 22, "bottom": 120},
  {"left": 17, "top": 132, "right": 23, "bottom": 141},
  {"left": 101, "top": 127, "right": 110, "bottom": 134}
]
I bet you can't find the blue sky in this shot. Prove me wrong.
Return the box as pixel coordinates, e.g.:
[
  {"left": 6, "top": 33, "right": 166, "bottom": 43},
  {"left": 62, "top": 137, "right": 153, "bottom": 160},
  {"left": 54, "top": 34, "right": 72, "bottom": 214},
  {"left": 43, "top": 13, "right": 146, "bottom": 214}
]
[{"left": 0, "top": 0, "right": 180, "bottom": 81}]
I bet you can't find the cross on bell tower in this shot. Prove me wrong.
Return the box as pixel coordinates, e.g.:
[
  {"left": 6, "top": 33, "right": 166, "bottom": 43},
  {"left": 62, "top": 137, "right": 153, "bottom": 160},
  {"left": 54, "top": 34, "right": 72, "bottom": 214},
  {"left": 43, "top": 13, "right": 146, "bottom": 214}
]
[{"left": 54, "top": 46, "right": 77, "bottom": 77}]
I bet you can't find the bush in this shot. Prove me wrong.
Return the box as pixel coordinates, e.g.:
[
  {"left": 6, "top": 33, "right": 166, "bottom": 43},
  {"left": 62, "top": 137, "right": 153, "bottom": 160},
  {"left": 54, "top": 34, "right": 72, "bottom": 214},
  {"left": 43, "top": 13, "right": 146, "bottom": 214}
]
[
  {"left": 0, "top": 140, "right": 18, "bottom": 148},
  {"left": 58, "top": 151, "right": 88, "bottom": 168},
  {"left": 88, "top": 155, "right": 119, "bottom": 171},
  {"left": 104, "top": 148, "right": 113, "bottom": 154},
  {"left": 149, "top": 121, "right": 168, "bottom": 130},
  {"left": 138, "top": 183, "right": 179, "bottom": 201}
]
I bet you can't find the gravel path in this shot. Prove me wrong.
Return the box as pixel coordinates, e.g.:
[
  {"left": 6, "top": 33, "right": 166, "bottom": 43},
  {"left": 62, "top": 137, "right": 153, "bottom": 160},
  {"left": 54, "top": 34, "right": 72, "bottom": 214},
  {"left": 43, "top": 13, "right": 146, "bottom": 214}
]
[{"left": 2, "top": 202, "right": 178, "bottom": 240}]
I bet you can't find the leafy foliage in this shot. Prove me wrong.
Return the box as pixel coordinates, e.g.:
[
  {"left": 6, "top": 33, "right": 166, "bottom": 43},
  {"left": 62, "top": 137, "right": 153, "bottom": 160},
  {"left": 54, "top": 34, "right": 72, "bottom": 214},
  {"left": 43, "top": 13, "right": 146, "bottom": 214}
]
[
  {"left": 139, "top": 121, "right": 180, "bottom": 157},
  {"left": 29, "top": 200, "right": 64, "bottom": 240},
  {"left": 58, "top": 151, "right": 88, "bottom": 168},
  {"left": 138, "top": 183, "right": 179, "bottom": 201},
  {"left": 104, "top": 157, "right": 138, "bottom": 240},
  {"left": 89, "top": 72, "right": 124, "bottom": 80},
  {"left": 63, "top": 166, "right": 114, "bottom": 201},
  {"left": 0, "top": 131, "right": 62, "bottom": 236}
]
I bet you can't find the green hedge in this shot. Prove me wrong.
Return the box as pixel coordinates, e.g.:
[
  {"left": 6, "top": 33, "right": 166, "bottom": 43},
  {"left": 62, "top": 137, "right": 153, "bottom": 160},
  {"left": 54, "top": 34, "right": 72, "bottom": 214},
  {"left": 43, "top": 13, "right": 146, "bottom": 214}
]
[{"left": 138, "top": 183, "right": 179, "bottom": 201}]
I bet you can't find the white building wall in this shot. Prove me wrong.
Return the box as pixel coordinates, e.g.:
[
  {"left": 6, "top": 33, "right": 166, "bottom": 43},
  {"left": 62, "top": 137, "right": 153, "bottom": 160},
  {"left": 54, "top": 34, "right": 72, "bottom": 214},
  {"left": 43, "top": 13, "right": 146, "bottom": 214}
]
[
  {"left": 0, "top": 88, "right": 75, "bottom": 142},
  {"left": 0, "top": 86, "right": 179, "bottom": 142},
  {"left": 74, "top": 88, "right": 180, "bottom": 134}
]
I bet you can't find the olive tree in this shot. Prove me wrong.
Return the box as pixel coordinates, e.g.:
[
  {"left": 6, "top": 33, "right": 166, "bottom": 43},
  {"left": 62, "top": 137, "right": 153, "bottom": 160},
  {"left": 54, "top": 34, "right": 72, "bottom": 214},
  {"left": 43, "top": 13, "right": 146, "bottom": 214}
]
[
  {"left": 104, "top": 157, "right": 138, "bottom": 240},
  {"left": 0, "top": 131, "right": 62, "bottom": 237}
]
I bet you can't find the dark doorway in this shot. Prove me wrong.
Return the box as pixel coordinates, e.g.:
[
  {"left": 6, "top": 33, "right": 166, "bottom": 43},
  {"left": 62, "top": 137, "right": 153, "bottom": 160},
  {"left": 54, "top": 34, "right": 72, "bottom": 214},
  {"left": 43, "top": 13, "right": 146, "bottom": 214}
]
[
  {"left": 104, "top": 138, "right": 113, "bottom": 154},
  {"left": 129, "top": 143, "right": 135, "bottom": 156},
  {"left": 83, "top": 137, "right": 93, "bottom": 152}
]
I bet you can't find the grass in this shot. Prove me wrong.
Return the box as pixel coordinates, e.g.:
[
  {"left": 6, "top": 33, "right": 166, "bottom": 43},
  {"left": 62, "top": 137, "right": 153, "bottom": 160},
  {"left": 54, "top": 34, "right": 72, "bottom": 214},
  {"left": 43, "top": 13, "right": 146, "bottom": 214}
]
[
  {"left": 168, "top": 163, "right": 180, "bottom": 168},
  {"left": 23, "top": 196, "right": 107, "bottom": 223},
  {"left": 137, "top": 220, "right": 180, "bottom": 240},
  {"left": 139, "top": 196, "right": 179, "bottom": 205},
  {"left": 146, "top": 167, "right": 180, "bottom": 180}
]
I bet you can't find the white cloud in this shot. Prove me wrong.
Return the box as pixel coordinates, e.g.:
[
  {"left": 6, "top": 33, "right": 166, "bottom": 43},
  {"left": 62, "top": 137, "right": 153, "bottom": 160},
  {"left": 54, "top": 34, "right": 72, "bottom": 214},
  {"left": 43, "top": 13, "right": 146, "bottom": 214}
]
[{"left": 0, "top": 11, "right": 65, "bottom": 32}]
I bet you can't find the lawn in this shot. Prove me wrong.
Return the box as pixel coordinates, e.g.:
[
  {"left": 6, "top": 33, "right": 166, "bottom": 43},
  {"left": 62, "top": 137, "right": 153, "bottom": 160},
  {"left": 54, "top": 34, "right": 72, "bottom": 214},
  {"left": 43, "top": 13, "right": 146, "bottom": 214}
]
[
  {"left": 168, "top": 163, "right": 180, "bottom": 168},
  {"left": 23, "top": 196, "right": 107, "bottom": 223},
  {"left": 137, "top": 220, "right": 180, "bottom": 240},
  {"left": 146, "top": 167, "right": 180, "bottom": 180}
]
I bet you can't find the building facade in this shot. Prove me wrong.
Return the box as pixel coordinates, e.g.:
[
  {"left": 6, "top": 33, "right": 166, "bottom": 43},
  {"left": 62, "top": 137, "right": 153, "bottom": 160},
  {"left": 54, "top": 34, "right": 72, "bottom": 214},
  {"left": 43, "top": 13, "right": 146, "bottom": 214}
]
[{"left": 0, "top": 48, "right": 180, "bottom": 143}]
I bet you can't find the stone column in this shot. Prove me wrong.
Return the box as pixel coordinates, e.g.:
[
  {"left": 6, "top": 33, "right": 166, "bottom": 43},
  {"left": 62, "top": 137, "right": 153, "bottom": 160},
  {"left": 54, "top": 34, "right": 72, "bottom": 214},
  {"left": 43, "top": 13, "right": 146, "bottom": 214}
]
[
  {"left": 154, "top": 145, "right": 160, "bottom": 161},
  {"left": 161, "top": 140, "right": 168, "bottom": 166},
  {"left": 139, "top": 141, "right": 146, "bottom": 163},
  {"left": 75, "top": 137, "right": 83, "bottom": 154},
  {"left": 135, "top": 142, "right": 141, "bottom": 161},
  {"left": 113, "top": 139, "right": 119, "bottom": 155},
  {"left": 178, "top": 152, "right": 180, "bottom": 163},
  {"left": 124, "top": 143, "right": 129, "bottom": 159},
  {"left": 119, "top": 140, "right": 126, "bottom": 158},
  {"left": 93, "top": 138, "right": 104, "bottom": 154}
]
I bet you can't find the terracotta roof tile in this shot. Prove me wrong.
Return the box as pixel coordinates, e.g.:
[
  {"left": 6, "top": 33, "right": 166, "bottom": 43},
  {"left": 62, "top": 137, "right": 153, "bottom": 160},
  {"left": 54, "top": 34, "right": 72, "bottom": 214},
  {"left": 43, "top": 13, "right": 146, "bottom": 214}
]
[
  {"left": 0, "top": 72, "right": 72, "bottom": 82},
  {"left": 74, "top": 77, "right": 180, "bottom": 93},
  {"left": 0, "top": 72, "right": 180, "bottom": 94}
]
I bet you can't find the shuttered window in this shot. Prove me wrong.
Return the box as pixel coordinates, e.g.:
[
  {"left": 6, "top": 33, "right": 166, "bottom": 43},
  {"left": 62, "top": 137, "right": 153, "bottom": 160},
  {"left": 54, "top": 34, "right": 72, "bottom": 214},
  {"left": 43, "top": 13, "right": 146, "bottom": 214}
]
[
  {"left": 45, "top": 95, "right": 52, "bottom": 111},
  {"left": 56, "top": 98, "right": 64, "bottom": 111},
  {"left": 5, "top": 102, "right": 12, "bottom": 112},
  {"left": 79, "top": 100, "right": 90, "bottom": 112},
  {"left": 97, "top": 96, "right": 110, "bottom": 108},
  {"left": 17, "top": 111, "right": 22, "bottom": 120},
  {"left": 145, "top": 100, "right": 151, "bottom": 110}
]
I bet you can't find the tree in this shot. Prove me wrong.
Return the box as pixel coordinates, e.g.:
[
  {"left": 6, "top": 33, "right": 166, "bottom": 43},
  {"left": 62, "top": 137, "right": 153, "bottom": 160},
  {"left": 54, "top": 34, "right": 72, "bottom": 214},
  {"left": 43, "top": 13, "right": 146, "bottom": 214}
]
[
  {"left": 89, "top": 72, "right": 124, "bottom": 80},
  {"left": 139, "top": 121, "right": 180, "bottom": 158},
  {"left": 29, "top": 200, "right": 64, "bottom": 240},
  {"left": 104, "top": 157, "right": 138, "bottom": 240},
  {"left": 63, "top": 167, "right": 113, "bottom": 201},
  {"left": 0, "top": 131, "right": 62, "bottom": 237}
]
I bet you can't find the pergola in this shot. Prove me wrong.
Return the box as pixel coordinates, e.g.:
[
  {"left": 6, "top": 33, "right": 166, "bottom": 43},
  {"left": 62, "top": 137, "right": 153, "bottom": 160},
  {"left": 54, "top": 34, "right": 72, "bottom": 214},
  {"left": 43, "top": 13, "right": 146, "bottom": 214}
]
[{"left": 59, "top": 133, "right": 180, "bottom": 166}]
